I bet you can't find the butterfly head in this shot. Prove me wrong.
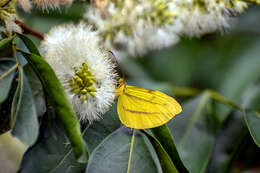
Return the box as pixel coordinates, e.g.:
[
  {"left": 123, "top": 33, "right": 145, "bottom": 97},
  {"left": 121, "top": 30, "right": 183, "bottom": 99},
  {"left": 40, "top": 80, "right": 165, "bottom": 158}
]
[{"left": 115, "top": 78, "right": 126, "bottom": 96}]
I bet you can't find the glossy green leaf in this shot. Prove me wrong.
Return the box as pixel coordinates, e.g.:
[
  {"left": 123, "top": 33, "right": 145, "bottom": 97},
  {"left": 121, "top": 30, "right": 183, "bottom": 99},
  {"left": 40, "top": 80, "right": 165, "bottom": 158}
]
[
  {"left": 10, "top": 66, "right": 39, "bottom": 146},
  {"left": 0, "top": 36, "right": 14, "bottom": 50},
  {"left": 168, "top": 92, "right": 216, "bottom": 173},
  {"left": 84, "top": 103, "right": 121, "bottom": 152},
  {"left": 242, "top": 84, "right": 260, "bottom": 110},
  {"left": 0, "top": 58, "right": 17, "bottom": 103},
  {"left": 216, "top": 41, "right": 260, "bottom": 122},
  {"left": 10, "top": 66, "right": 24, "bottom": 126},
  {"left": 19, "top": 113, "right": 85, "bottom": 173},
  {"left": 0, "top": 59, "right": 17, "bottom": 134},
  {"left": 142, "top": 130, "right": 178, "bottom": 173},
  {"left": 242, "top": 84, "right": 260, "bottom": 147},
  {"left": 23, "top": 65, "right": 46, "bottom": 117},
  {"left": 86, "top": 128, "right": 161, "bottom": 173},
  {"left": 19, "top": 51, "right": 88, "bottom": 163},
  {"left": 207, "top": 111, "right": 248, "bottom": 173},
  {"left": 17, "top": 34, "right": 40, "bottom": 55},
  {"left": 19, "top": 103, "right": 119, "bottom": 173},
  {"left": 244, "top": 110, "right": 260, "bottom": 147},
  {"left": 151, "top": 125, "right": 188, "bottom": 173},
  {"left": 208, "top": 84, "right": 260, "bottom": 172}
]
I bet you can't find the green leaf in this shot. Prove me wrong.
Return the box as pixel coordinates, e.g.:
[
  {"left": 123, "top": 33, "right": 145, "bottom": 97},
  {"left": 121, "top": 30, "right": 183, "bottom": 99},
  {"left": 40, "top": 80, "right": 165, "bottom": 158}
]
[
  {"left": 242, "top": 84, "right": 260, "bottom": 110},
  {"left": 142, "top": 130, "right": 178, "bottom": 173},
  {"left": 0, "top": 58, "right": 17, "bottom": 103},
  {"left": 19, "top": 114, "right": 85, "bottom": 173},
  {"left": 10, "top": 66, "right": 24, "bottom": 126},
  {"left": 86, "top": 128, "right": 162, "bottom": 173},
  {"left": 207, "top": 111, "right": 248, "bottom": 173},
  {"left": 0, "top": 36, "right": 14, "bottom": 50},
  {"left": 168, "top": 92, "right": 216, "bottom": 173},
  {"left": 19, "top": 104, "right": 119, "bottom": 173},
  {"left": 0, "top": 59, "right": 18, "bottom": 134},
  {"left": 244, "top": 111, "right": 260, "bottom": 147},
  {"left": 19, "top": 51, "right": 88, "bottom": 162},
  {"left": 208, "top": 84, "right": 260, "bottom": 172},
  {"left": 84, "top": 103, "right": 121, "bottom": 152},
  {"left": 0, "top": 100, "right": 12, "bottom": 134},
  {"left": 216, "top": 42, "right": 260, "bottom": 122},
  {"left": 10, "top": 66, "right": 39, "bottom": 146},
  {"left": 151, "top": 125, "right": 188, "bottom": 173},
  {"left": 242, "top": 84, "right": 260, "bottom": 147},
  {"left": 17, "top": 34, "right": 40, "bottom": 55},
  {"left": 23, "top": 65, "right": 46, "bottom": 117}
]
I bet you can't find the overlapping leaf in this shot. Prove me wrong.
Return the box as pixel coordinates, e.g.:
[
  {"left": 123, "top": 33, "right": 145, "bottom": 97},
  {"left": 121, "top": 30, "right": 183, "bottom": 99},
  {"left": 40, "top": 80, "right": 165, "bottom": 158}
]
[
  {"left": 168, "top": 92, "right": 216, "bottom": 173},
  {"left": 86, "top": 128, "right": 162, "bottom": 173},
  {"left": 11, "top": 67, "right": 39, "bottom": 146}
]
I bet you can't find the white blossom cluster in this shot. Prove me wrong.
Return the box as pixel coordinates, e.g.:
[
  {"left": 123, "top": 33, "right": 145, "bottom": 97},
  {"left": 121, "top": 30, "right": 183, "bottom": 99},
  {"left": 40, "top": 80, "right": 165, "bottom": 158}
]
[
  {"left": 85, "top": 0, "right": 182, "bottom": 57},
  {"left": 0, "top": 0, "right": 22, "bottom": 34},
  {"left": 174, "top": 0, "right": 249, "bottom": 37},
  {"left": 84, "top": 0, "right": 258, "bottom": 57},
  {"left": 41, "top": 23, "right": 118, "bottom": 121},
  {"left": 17, "top": 0, "right": 74, "bottom": 11}
]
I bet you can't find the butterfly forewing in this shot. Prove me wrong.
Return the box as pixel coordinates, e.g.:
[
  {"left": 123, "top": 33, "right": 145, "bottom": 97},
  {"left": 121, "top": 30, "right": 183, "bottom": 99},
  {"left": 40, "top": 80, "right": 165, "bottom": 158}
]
[{"left": 117, "top": 84, "right": 182, "bottom": 129}]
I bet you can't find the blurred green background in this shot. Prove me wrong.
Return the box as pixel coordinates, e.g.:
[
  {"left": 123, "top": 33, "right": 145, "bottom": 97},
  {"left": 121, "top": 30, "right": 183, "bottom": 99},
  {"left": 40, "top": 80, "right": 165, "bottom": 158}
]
[{"left": 1, "top": 2, "right": 260, "bottom": 172}]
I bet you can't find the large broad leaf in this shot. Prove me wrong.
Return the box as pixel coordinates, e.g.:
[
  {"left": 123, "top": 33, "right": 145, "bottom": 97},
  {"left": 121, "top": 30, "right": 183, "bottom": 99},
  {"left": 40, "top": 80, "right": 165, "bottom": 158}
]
[
  {"left": 83, "top": 103, "right": 121, "bottom": 152},
  {"left": 151, "top": 125, "right": 188, "bottom": 173},
  {"left": 18, "top": 113, "right": 85, "bottom": 173},
  {"left": 19, "top": 103, "right": 120, "bottom": 173},
  {"left": 242, "top": 84, "right": 260, "bottom": 147},
  {"left": 244, "top": 110, "right": 260, "bottom": 147},
  {"left": 0, "top": 58, "right": 17, "bottom": 134},
  {"left": 241, "top": 84, "right": 260, "bottom": 110},
  {"left": 23, "top": 65, "right": 46, "bottom": 117},
  {"left": 208, "top": 84, "right": 260, "bottom": 172},
  {"left": 86, "top": 128, "right": 162, "bottom": 173},
  {"left": 11, "top": 67, "right": 39, "bottom": 147},
  {"left": 17, "top": 34, "right": 40, "bottom": 55},
  {"left": 216, "top": 41, "right": 260, "bottom": 122},
  {"left": 207, "top": 111, "right": 248, "bottom": 173},
  {"left": 0, "top": 58, "right": 17, "bottom": 103},
  {"left": 142, "top": 130, "right": 178, "bottom": 173},
  {"left": 168, "top": 92, "right": 216, "bottom": 173}
]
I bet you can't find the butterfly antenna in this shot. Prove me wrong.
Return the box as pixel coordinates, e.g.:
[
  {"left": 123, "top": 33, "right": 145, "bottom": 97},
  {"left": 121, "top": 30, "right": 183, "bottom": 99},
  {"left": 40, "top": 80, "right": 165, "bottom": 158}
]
[{"left": 108, "top": 50, "right": 126, "bottom": 80}]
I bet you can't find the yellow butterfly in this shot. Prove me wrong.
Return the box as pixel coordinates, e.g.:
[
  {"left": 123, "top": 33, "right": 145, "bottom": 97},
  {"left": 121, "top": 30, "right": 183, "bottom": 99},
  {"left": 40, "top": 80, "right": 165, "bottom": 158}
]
[{"left": 115, "top": 78, "right": 182, "bottom": 129}]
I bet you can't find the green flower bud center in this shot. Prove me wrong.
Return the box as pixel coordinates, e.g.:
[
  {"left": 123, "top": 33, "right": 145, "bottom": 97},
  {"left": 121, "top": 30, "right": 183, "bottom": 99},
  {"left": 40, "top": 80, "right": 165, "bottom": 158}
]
[
  {"left": 149, "top": 0, "right": 177, "bottom": 26},
  {"left": 69, "top": 62, "right": 97, "bottom": 103}
]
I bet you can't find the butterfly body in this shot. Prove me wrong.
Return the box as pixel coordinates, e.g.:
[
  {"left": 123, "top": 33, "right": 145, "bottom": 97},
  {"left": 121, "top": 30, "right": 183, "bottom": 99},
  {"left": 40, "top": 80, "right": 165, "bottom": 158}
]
[{"left": 116, "top": 79, "right": 182, "bottom": 129}]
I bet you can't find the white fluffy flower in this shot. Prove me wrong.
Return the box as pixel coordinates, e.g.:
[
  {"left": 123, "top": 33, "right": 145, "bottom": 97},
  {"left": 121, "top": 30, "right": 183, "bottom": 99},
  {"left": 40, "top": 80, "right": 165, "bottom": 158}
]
[
  {"left": 4, "top": 13, "right": 22, "bottom": 34},
  {"left": 32, "top": 0, "right": 74, "bottom": 9},
  {"left": 85, "top": 0, "right": 181, "bottom": 58},
  {"left": 41, "top": 23, "right": 118, "bottom": 121},
  {"left": 0, "top": 1, "right": 22, "bottom": 34},
  {"left": 17, "top": 0, "right": 32, "bottom": 12},
  {"left": 84, "top": 0, "right": 258, "bottom": 57},
  {"left": 17, "top": 0, "right": 74, "bottom": 11},
  {"left": 174, "top": 0, "right": 248, "bottom": 37}
]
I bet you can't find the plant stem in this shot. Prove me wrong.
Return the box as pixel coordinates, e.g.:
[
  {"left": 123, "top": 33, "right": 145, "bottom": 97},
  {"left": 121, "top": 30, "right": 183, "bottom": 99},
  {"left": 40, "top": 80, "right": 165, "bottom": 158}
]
[
  {"left": 127, "top": 129, "right": 136, "bottom": 173},
  {"left": 0, "top": 63, "right": 18, "bottom": 81},
  {"left": 15, "top": 20, "right": 44, "bottom": 40}
]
